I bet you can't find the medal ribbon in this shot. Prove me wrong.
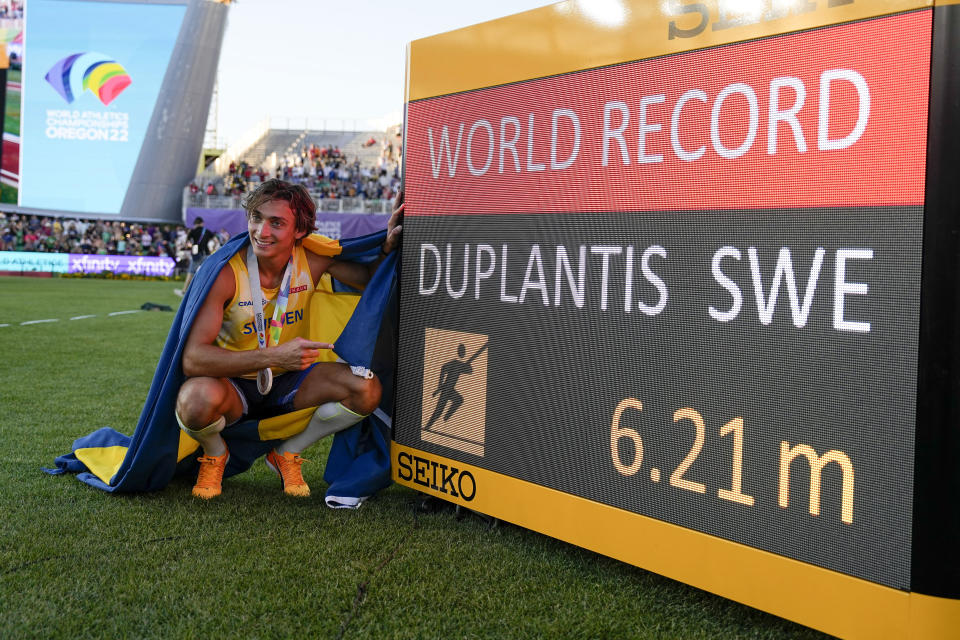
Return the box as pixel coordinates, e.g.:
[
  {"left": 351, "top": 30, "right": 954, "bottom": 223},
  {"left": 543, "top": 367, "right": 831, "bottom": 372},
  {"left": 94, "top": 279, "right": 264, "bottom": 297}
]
[{"left": 246, "top": 243, "right": 294, "bottom": 394}]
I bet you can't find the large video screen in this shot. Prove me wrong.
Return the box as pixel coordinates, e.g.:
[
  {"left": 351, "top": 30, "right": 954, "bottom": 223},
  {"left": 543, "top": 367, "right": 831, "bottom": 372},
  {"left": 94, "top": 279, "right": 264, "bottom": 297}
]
[
  {"left": 19, "top": 0, "right": 186, "bottom": 214},
  {"left": 396, "top": 10, "right": 930, "bottom": 590}
]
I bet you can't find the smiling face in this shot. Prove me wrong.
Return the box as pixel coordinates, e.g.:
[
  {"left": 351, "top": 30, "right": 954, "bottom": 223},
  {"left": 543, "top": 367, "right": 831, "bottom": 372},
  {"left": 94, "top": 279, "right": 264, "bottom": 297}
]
[{"left": 247, "top": 199, "right": 306, "bottom": 262}]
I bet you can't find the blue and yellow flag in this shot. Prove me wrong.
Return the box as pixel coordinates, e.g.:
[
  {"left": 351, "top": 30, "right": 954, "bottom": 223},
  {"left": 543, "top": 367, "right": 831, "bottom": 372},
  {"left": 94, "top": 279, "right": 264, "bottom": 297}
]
[{"left": 47, "top": 231, "right": 398, "bottom": 507}]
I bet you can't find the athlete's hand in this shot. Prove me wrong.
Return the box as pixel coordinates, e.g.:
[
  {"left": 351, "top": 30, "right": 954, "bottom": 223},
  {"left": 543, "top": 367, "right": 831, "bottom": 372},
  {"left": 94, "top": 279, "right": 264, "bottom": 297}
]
[
  {"left": 272, "top": 338, "right": 333, "bottom": 370},
  {"left": 382, "top": 191, "right": 404, "bottom": 255}
]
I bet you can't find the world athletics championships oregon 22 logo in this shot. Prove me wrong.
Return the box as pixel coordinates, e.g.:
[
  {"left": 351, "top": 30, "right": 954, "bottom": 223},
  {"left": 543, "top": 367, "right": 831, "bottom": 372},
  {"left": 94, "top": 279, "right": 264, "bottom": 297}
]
[{"left": 44, "top": 52, "right": 132, "bottom": 106}]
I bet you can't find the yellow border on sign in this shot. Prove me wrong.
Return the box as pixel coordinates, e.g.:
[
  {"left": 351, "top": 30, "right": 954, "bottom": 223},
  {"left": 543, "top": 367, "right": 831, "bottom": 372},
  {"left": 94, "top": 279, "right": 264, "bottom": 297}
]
[
  {"left": 391, "top": 442, "right": 960, "bottom": 640},
  {"left": 407, "top": 0, "right": 934, "bottom": 102}
]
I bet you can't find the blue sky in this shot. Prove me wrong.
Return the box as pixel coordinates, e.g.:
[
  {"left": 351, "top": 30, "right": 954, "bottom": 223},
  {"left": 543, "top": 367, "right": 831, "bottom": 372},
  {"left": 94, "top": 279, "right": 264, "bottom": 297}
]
[{"left": 215, "top": 0, "right": 557, "bottom": 145}]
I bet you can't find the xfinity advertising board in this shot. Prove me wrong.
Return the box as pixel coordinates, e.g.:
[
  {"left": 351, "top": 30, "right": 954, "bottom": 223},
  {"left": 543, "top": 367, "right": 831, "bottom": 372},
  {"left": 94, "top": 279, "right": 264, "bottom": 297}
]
[
  {"left": 395, "top": 1, "right": 960, "bottom": 637},
  {"left": 19, "top": 0, "right": 186, "bottom": 215},
  {"left": 0, "top": 251, "right": 174, "bottom": 275}
]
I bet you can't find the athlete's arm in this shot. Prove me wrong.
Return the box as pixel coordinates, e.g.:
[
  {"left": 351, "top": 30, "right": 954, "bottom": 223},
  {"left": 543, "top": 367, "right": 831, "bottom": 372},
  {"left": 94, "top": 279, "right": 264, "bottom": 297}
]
[
  {"left": 181, "top": 265, "right": 332, "bottom": 378},
  {"left": 307, "top": 191, "right": 404, "bottom": 290}
]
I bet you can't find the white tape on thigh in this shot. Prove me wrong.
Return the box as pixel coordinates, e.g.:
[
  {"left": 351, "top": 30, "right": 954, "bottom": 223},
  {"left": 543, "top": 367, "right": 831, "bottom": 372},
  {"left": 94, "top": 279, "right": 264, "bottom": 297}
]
[{"left": 336, "top": 356, "right": 374, "bottom": 379}]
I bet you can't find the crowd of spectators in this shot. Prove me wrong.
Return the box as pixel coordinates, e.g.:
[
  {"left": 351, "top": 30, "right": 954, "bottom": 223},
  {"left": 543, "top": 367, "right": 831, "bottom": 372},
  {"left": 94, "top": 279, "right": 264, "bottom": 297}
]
[
  {"left": 190, "top": 140, "right": 402, "bottom": 203},
  {"left": 0, "top": 2, "right": 23, "bottom": 19},
  {"left": 0, "top": 212, "right": 229, "bottom": 268},
  {"left": 275, "top": 143, "right": 401, "bottom": 201},
  {"left": 190, "top": 159, "right": 268, "bottom": 199}
]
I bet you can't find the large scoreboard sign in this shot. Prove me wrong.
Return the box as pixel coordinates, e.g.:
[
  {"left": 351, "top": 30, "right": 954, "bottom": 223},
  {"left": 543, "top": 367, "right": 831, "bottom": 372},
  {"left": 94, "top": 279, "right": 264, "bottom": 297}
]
[{"left": 394, "top": 1, "right": 960, "bottom": 637}]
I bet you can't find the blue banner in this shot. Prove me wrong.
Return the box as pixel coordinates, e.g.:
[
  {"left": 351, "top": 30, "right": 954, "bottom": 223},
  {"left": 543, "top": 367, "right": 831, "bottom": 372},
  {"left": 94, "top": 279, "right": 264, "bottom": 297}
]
[{"left": 19, "top": 0, "right": 187, "bottom": 214}]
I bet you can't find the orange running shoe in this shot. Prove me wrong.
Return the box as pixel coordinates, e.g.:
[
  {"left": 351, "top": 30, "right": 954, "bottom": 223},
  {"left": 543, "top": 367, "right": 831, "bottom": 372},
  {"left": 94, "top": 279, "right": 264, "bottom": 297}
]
[
  {"left": 192, "top": 449, "right": 229, "bottom": 499},
  {"left": 265, "top": 450, "right": 310, "bottom": 497}
]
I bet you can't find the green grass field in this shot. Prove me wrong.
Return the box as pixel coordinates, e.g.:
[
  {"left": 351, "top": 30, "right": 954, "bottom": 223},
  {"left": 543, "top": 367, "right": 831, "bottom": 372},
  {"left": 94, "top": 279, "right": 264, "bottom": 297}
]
[
  {"left": 3, "top": 68, "right": 20, "bottom": 204},
  {"left": 0, "top": 276, "right": 829, "bottom": 639},
  {"left": 1, "top": 182, "right": 17, "bottom": 203},
  {"left": 5, "top": 68, "right": 19, "bottom": 137}
]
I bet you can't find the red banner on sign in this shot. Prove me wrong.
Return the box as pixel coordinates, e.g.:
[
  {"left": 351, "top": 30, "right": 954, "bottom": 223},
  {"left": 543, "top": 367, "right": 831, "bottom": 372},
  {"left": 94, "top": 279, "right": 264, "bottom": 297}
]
[{"left": 405, "top": 11, "right": 931, "bottom": 215}]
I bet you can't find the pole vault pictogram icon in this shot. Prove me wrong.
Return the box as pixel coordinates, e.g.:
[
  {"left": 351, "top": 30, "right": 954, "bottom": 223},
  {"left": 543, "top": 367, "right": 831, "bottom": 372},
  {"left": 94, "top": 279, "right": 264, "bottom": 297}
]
[
  {"left": 421, "top": 328, "right": 488, "bottom": 456},
  {"left": 424, "top": 341, "right": 488, "bottom": 430}
]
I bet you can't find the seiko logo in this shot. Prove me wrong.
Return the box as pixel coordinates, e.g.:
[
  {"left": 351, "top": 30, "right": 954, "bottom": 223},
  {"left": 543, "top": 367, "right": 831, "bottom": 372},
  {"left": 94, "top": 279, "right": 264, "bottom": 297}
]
[
  {"left": 666, "top": 0, "right": 856, "bottom": 41},
  {"left": 397, "top": 451, "right": 476, "bottom": 501}
]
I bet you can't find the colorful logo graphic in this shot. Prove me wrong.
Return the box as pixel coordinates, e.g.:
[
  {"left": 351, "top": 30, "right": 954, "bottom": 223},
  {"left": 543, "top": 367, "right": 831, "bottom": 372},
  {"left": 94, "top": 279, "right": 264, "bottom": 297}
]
[
  {"left": 421, "top": 328, "right": 488, "bottom": 456},
  {"left": 44, "top": 52, "right": 132, "bottom": 106}
]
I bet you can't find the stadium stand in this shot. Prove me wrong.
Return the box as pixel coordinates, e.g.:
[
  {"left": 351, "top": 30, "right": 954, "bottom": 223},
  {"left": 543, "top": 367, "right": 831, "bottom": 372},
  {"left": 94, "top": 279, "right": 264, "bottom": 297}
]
[{"left": 184, "top": 126, "right": 402, "bottom": 213}]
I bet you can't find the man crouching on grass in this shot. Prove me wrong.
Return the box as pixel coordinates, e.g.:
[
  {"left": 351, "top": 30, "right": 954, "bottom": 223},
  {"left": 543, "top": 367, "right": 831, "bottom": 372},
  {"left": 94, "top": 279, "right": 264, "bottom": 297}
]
[{"left": 176, "top": 179, "right": 402, "bottom": 499}]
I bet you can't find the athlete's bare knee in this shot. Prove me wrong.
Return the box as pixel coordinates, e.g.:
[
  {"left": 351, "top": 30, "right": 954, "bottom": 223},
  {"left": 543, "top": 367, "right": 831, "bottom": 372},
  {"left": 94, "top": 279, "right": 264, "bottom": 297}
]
[
  {"left": 346, "top": 375, "right": 381, "bottom": 416},
  {"left": 176, "top": 378, "right": 227, "bottom": 426}
]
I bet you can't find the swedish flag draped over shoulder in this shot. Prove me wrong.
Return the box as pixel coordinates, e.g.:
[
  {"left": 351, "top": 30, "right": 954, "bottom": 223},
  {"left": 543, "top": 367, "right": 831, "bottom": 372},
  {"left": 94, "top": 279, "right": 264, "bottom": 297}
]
[{"left": 46, "top": 231, "right": 398, "bottom": 508}]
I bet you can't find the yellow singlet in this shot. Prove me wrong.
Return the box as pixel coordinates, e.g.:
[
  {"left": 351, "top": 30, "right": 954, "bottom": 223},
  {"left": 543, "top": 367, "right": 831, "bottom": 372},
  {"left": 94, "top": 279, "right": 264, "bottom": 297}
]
[{"left": 216, "top": 244, "right": 316, "bottom": 378}]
